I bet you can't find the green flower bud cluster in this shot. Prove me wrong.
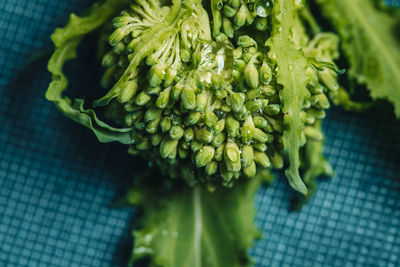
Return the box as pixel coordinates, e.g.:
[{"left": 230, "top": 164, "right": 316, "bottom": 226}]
[
  {"left": 215, "top": 0, "right": 274, "bottom": 38},
  {"left": 94, "top": 0, "right": 340, "bottom": 188}
]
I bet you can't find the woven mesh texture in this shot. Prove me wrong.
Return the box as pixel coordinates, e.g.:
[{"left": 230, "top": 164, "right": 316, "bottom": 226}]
[{"left": 0, "top": 0, "right": 399, "bottom": 266}]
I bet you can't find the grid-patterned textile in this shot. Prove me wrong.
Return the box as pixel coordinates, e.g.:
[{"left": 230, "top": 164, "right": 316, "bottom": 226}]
[{"left": 0, "top": 1, "right": 399, "bottom": 266}]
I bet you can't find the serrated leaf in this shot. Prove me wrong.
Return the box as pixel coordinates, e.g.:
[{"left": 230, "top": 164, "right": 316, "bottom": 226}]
[
  {"left": 292, "top": 121, "right": 334, "bottom": 210},
  {"left": 266, "top": 0, "right": 310, "bottom": 195},
  {"left": 127, "top": 170, "right": 271, "bottom": 267},
  {"left": 316, "top": 0, "right": 400, "bottom": 117},
  {"left": 46, "top": 0, "right": 133, "bottom": 144}
]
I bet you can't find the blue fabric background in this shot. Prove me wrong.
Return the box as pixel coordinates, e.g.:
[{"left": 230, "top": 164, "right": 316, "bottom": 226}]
[{"left": 0, "top": 1, "right": 399, "bottom": 266}]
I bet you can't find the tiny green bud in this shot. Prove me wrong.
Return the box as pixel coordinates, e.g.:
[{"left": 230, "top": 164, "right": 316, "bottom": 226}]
[
  {"left": 127, "top": 38, "right": 140, "bottom": 53},
  {"left": 146, "top": 118, "right": 161, "bottom": 134},
  {"left": 171, "top": 115, "right": 183, "bottom": 126},
  {"left": 223, "top": 5, "right": 237, "bottom": 18},
  {"left": 186, "top": 111, "right": 202, "bottom": 125},
  {"left": 178, "top": 147, "right": 188, "bottom": 159},
  {"left": 215, "top": 89, "right": 228, "bottom": 100},
  {"left": 149, "top": 64, "right": 165, "bottom": 87},
  {"left": 265, "top": 104, "right": 280, "bottom": 115},
  {"left": 254, "top": 143, "right": 267, "bottom": 152},
  {"left": 144, "top": 108, "right": 162, "bottom": 122},
  {"left": 229, "top": 92, "right": 246, "bottom": 113},
  {"left": 256, "top": 17, "right": 268, "bottom": 31},
  {"left": 214, "top": 144, "right": 225, "bottom": 161},
  {"left": 160, "top": 138, "right": 178, "bottom": 159},
  {"left": 181, "top": 141, "right": 189, "bottom": 150},
  {"left": 300, "top": 111, "right": 316, "bottom": 125},
  {"left": 191, "top": 140, "right": 204, "bottom": 152},
  {"left": 318, "top": 68, "right": 339, "bottom": 91},
  {"left": 169, "top": 126, "right": 184, "bottom": 140},
  {"left": 181, "top": 86, "right": 197, "bottom": 110},
  {"left": 245, "top": 62, "right": 259, "bottom": 89},
  {"left": 214, "top": 119, "right": 226, "bottom": 133},
  {"left": 109, "top": 27, "right": 128, "bottom": 46},
  {"left": 246, "top": 88, "right": 261, "bottom": 100},
  {"left": 113, "top": 42, "right": 125, "bottom": 55},
  {"left": 205, "top": 161, "right": 218, "bottom": 175},
  {"left": 212, "top": 132, "right": 226, "bottom": 147},
  {"left": 164, "top": 68, "right": 177, "bottom": 87},
  {"left": 253, "top": 128, "right": 268, "bottom": 143},
  {"left": 146, "top": 52, "right": 159, "bottom": 66},
  {"left": 245, "top": 99, "right": 263, "bottom": 112},
  {"left": 241, "top": 116, "right": 255, "bottom": 144},
  {"left": 310, "top": 95, "right": 319, "bottom": 106},
  {"left": 172, "top": 82, "right": 184, "bottom": 100},
  {"left": 260, "top": 62, "right": 272, "bottom": 85},
  {"left": 266, "top": 116, "right": 283, "bottom": 132},
  {"left": 246, "top": 12, "right": 255, "bottom": 25},
  {"left": 270, "top": 149, "right": 284, "bottom": 169},
  {"left": 117, "top": 80, "right": 138, "bottom": 103},
  {"left": 156, "top": 87, "right": 172, "bottom": 109},
  {"left": 135, "top": 91, "right": 151, "bottom": 106},
  {"left": 229, "top": 0, "right": 240, "bottom": 8},
  {"left": 233, "top": 47, "right": 242, "bottom": 59},
  {"left": 147, "top": 86, "right": 161, "bottom": 95},
  {"left": 261, "top": 85, "right": 275, "bottom": 97},
  {"left": 160, "top": 117, "right": 172, "bottom": 132},
  {"left": 253, "top": 116, "right": 268, "bottom": 128},
  {"left": 234, "top": 5, "right": 249, "bottom": 28},
  {"left": 232, "top": 69, "right": 241, "bottom": 81},
  {"left": 205, "top": 110, "right": 218, "bottom": 127},
  {"left": 125, "top": 110, "right": 143, "bottom": 126},
  {"left": 220, "top": 166, "right": 234, "bottom": 182},
  {"left": 254, "top": 152, "right": 271, "bottom": 168},
  {"left": 308, "top": 109, "right": 326, "bottom": 119},
  {"left": 242, "top": 145, "right": 254, "bottom": 168},
  {"left": 196, "top": 92, "right": 208, "bottom": 112},
  {"left": 222, "top": 17, "right": 234, "bottom": 38},
  {"left": 102, "top": 51, "right": 117, "bottom": 67},
  {"left": 181, "top": 128, "right": 193, "bottom": 143},
  {"left": 226, "top": 116, "right": 240, "bottom": 137},
  {"left": 136, "top": 139, "right": 150, "bottom": 151},
  {"left": 316, "top": 93, "right": 330, "bottom": 109},
  {"left": 196, "top": 146, "right": 215, "bottom": 167},
  {"left": 224, "top": 141, "right": 241, "bottom": 172},
  {"left": 234, "top": 59, "right": 246, "bottom": 72},
  {"left": 221, "top": 104, "right": 231, "bottom": 113},
  {"left": 237, "top": 35, "right": 256, "bottom": 48},
  {"left": 100, "top": 67, "right": 115, "bottom": 88},
  {"left": 309, "top": 84, "right": 325, "bottom": 95},
  {"left": 195, "top": 128, "right": 213, "bottom": 143},
  {"left": 243, "top": 161, "right": 256, "bottom": 177},
  {"left": 306, "top": 66, "right": 318, "bottom": 87},
  {"left": 112, "top": 15, "right": 133, "bottom": 28},
  {"left": 151, "top": 134, "right": 162, "bottom": 146},
  {"left": 304, "top": 126, "right": 323, "bottom": 140}
]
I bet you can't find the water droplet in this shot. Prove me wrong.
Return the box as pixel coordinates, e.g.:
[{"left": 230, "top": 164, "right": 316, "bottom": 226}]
[{"left": 255, "top": 0, "right": 273, "bottom": 18}]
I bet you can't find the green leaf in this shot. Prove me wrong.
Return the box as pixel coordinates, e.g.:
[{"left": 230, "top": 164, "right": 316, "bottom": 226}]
[
  {"left": 292, "top": 121, "right": 334, "bottom": 210},
  {"left": 316, "top": 0, "right": 400, "bottom": 117},
  {"left": 125, "top": 170, "right": 272, "bottom": 267},
  {"left": 266, "top": 0, "right": 310, "bottom": 195},
  {"left": 46, "top": 0, "right": 133, "bottom": 144}
]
